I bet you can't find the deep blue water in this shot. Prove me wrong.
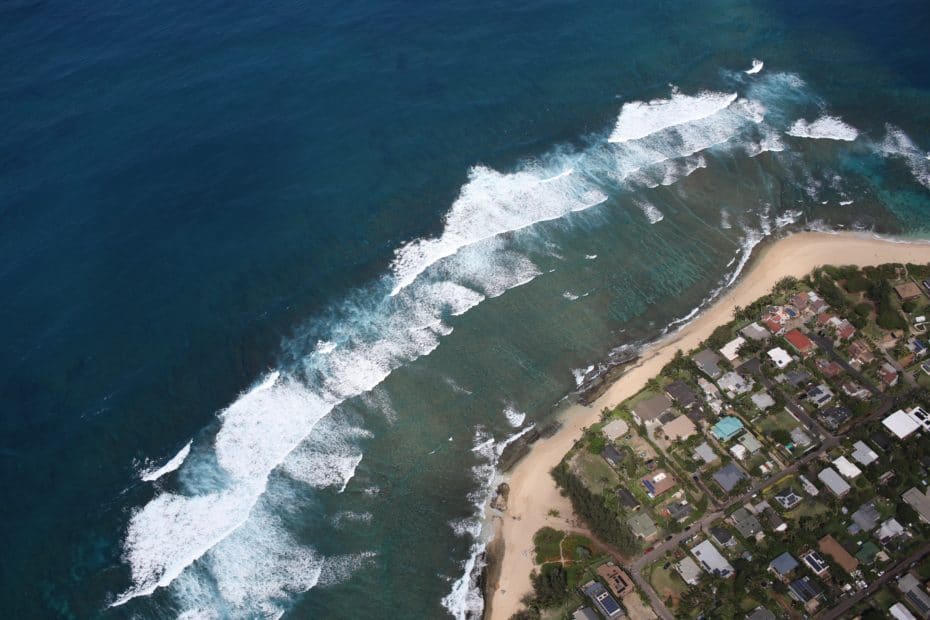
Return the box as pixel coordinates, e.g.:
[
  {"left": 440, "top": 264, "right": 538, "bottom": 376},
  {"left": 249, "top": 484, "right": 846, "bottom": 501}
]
[{"left": 1, "top": 1, "right": 929, "bottom": 617}]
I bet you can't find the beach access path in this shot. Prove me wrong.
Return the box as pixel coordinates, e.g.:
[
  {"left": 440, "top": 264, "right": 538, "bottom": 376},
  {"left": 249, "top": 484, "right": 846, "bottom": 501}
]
[{"left": 489, "top": 231, "right": 930, "bottom": 620}]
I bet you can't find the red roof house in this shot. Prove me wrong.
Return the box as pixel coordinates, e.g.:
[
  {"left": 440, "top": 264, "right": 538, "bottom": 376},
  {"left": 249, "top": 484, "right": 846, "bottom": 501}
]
[{"left": 785, "top": 329, "right": 816, "bottom": 356}]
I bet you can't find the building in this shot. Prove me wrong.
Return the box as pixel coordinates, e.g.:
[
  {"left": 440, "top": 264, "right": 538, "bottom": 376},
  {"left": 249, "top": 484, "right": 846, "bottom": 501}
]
[
  {"left": 876, "top": 518, "right": 905, "bottom": 544},
  {"left": 903, "top": 487, "right": 930, "bottom": 523},
  {"left": 801, "top": 550, "right": 829, "bottom": 576},
  {"left": 851, "top": 502, "right": 880, "bottom": 533},
  {"left": 799, "top": 475, "right": 820, "bottom": 496},
  {"left": 763, "top": 506, "right": 787, "bottom": 533},
  {"left": 730, "top": 507, "right": 762, "bottom": 538},
  {"left": 880, "top": 362, "right": 900, "bottom": 389},
  {"left": 773, "top": 487, "right": 803, "bottom": 510},
  {"left": 818, "top": 535, "right": 859, "bottom": 572},
  {"left": 711, "top": 416, "right": 745, "bottom": 441},
  {"left": 628, "top": 512, "right": 658, "bottom": 540},
  {"left": 719, "top": 371, "right": 753, "bottom": 396},
  {"left": 581, "top": 580, "right": 625, "bottom": 618},
  {"left": 662, "top": 414, "right": 697, "bottom": 441},
  {"left": 642, "top": 469, "right": 676, "bottom": 498},
  {"left": 602, "top": 444, "right": 626, "bottom": 467},
  {"left": 791, "top": 427, "right": 813, "bottom": 449},
  {"left": 815, "top": 358, "right": 843, "bottom": 378},
  {"left": 741, "top": 322, "right": 771, "bottom": 341},
  {"left": 710, "top": 525, "right": 735, "bottom": 547},
  {"left": 746, "top": 608, "right": 776, "bottom": 620},
  {"left": 895, "top": 282, "right": 923, "bottom": 301},
  {"left": 820, "top": 405, "right": 853, "bottom": 431},
  {"left": 666, "top": 500, "right": 693, "bottom": 523},
  {"left": 884, "top": 409, "right": 922, "bottom": 439},
  {"left": 890, "top": 602, "right": 918, "bottom": 620},
  {"left": 617, "top": 487, "right": 641, "bottom": 511},
  {"left": 713, "top": 463, "right": 747, "bottom": 493},
  {"left": 691, "top": 540, "right": 734, "bottom": 578},
  {"left": 693, "top": 349, "right": 724, "bottom": 379},
  {"left": 842, "top": 380, "right": 871, "bottom": 400},
  {"left": 675, "top": 556, "right": 702, "bottom": 585},
  {"left": 851, "top": 440, "right": 879, "bottom": 466},
  {"left": 788, "top": 576, "right": 824, "bottom": 609},
  {"left": 785, "top": 329, "right": 816, "bottom": 356},
  {"left": 739, "top": 433, "right": 763, "bottom": 454},
  {"left": 848, "top": 339, "right": 876, "bottom": 367},
  {"left": 898, "top": 572, "right": 930, "bottom": 619},
  {"left": 818, "top": 467, "right": 851, "bottom": 497},
  {"left": 833, "top": 456, "right": 862, "bottom": 479},
  {"left": 597, "top": 563, "right": 634, "bottom": 598},
  {"left": 769, "top": 552, "right": 798, "bottom": 579},
  {"left": 751, "top": 390, "right": 776, "bottom": 410},
  {"left": 665, "top": 379, "right": 699, "bottom": 407},
  {"left": 693, "top": 441, "right": 718, "bottom": 465},
  {"left": 766, "top": 347, "right": 792, "bottom": 369},
  {"left": 602, "top": 418, "right": 630, "bottom": 440},
  {"left": 632, "top": 394, "right": 673, "bottom": 426},
  {"left": 806, "top": 384, "right": 834, "bottom": 408},
  {"left": 573, "top": 608, "right": 600, "bottom": 620}
]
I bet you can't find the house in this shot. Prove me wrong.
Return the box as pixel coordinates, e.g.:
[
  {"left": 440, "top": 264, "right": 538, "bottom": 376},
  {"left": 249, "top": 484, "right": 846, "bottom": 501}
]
[
  {"left": 581, "top": 580, "right": 625, "bottom": 618},
  {"left": 872, "top": 430, "right": 893, "bottom": 452},
  {"left": 911, "top": 406, "right": 930, "bottom": 432},
  {"left": 848, "top": 339, "right": 876, "bottom": 367},
  {"left": 820, "top": 405, "right": 852, "bottom": 431},
  {"left": 691, "top": 540, "right": 734, "bottom": 578},
  {"left": 632, "top": 394, "right": 673, "bottom": 425},
  {"left": 662, "top": 415, "right": 697, "bottom": 441},
  {"left": 730, "top": 443, "right": 749, "bottom": 461},
  {"left": 876, "top": 517, "right": 905, "bottom": 544},
  {"left": 746, "top": 607, "right": 777, "bottom": 620},
  {"left": 693, "top": 442, "right": 718, "bottom": 465},
  {"left": 895, "top": 282, "right": 923, "bottom": 301},
  {"left": 790, "top": 427, "right": 813, "bottom": 449},
  {"left": 763, "top": 506, "right": 787, "bottom": 533},
  {"left": 781, "top": 369, "right": 812, "bottom": 387},
  {"left": 856, "top": 541, "right": 881, "bottom": 565},
  {"left": 713, "top": 463, "right": 747, "bottom": 493},
  {"left": 762, "top": 315, "right": 784, "bottom": 335},
  {"left": 751, "top": 391, "right": 776, "bottom": 410},
  {"left": 785, "top": 329, "right": 816, "bottom": 356},
  {"left": 628, "top": 512, "right": 658, "bottom": 540},
  {"left": 666, "top": 500, "right": 694, "bottom": 523},
  {"left": 730, "top": 507, "right": 762, "bottom": 538},
  {"left": 711, "top": 416, "right": 744, "bottom": 441},
  {"left": 790, "top": 292, "right": 810, "bottom": 311},
  {"left": 884, "top": 409, "right": 922, "bottom": 439},
  {"left": 801, "top": 550, "right": 829, "bottom": 576},
  {"left": 693, "top": 349, "right": 724, "bottom": 379},
  {"left": 903, "top": 487, "right": 930, "bottom": 523},
  {"left": 710, "top": 525, "right": 735, "bottom": 547},
  {"left": 815, "top": 358, "right": 843, "bottom": 378},
  {"left": 602, "top": 419, "right": 630, "bottom": 440},
  {"left": 833, "top": 455, "right": 862, "bottom": 479},
  {"left": 718, "top": 371, "right": 753, "bottom": 396},
  {"left": 898, "top": 572, "right": 930, "bottom": 619},
  {"left": 720, "top": 336, "right": 746, "bottom": 363},
  {"left": 665, "top": 380, "right": 699, "bottom": 407},
  {"left": 602, "top": 444, "right": 626, "bottom": 468},
  {"left": 818, "top": 535, "right": 859, "bottom": 572},
  {"left": 834, "top": 318, "right": 856, "bottom": 341},
  {"left": 851, "top": 502, "right": 880, "bottom": 533},
  {"left": 841, "top": 380, "right": 871, "bottom": 400},
  {"left": 739, "top": 433, "right": 763, "bottom": 454},
  {"left": 573, "top": 608, "right": 600, "bottom": 620},
  {"left": 766, "top": 347, "right": 792, "bottom": 369},
  {"left": 597, "top": 563, "right": 634, "bottom": 598},
  {"left": 617, "top": 487, "right": 641, "bottom": 511},
  {"left": 773, "top": 487, "right": 803, "bottom": 510},
  {"left": 769, "top": 552, "right": 799, "bottom": 579},
  {"left": 741, "top": 322, "right": 771, "bottom": 341},
  {"left": 890, "top": 602, "right": 918, "bottom": 620},
  {"left": 806, "top": 384, "right": 834, "bottom": 408},
  {"left": 799, "top": 475, "right": 820, "bottom": 496},
  {"left": 818, "top": 467, "right": 851, "bottom": 497},
  {"left": 788, "top": 576, "right": 824, "bottom": 609},
  {"left": 642, "top": 470, "right": 676, "bottom": 498},
  {"left": 880, "top": 362, "right": 900, "bottom": 389},
  {"left": 675, "top": 556, "right": 702, "bottom": 586}
]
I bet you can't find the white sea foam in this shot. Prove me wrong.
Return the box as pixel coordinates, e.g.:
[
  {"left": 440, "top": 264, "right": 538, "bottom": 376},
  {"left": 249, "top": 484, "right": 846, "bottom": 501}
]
[
  {"left": 140, "top": 441, "right": 192, "bottom": 482},
  {"left": 839, "top": 200, "right": 853, "bottom": 206},
  {"left": 745, "top": 59, "right": 764, "bottom": 75},
  {"left": 787, "top": 115, "right": 859, "bottom": 141},
  {"left": 609, "top": 89, "right": 738, "bottom": 143},
  {"left": 775, "top": 209, "right": 803, "bottom": 228},
  {"left": 634, "top": 199, "right": 664, "bottom": 224},
  {"left": 880, "top": 125, "right": 930, "bottom": 189},
  {"left": 584, "top": 254, "right": 597, "bottom": 260},
  {"left": 332, "top": 511, "right": 373, "bottom": 528},
  {"left": 503, "top": 406, "right": 526, "bottom": 428},
  {"left": 562, "top": 291, "right": 580, "bottom": 301}
]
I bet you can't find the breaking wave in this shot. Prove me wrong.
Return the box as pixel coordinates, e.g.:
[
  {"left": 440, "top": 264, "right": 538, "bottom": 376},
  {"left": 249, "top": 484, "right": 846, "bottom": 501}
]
[{"left": 787, "top": 115, "right": 859, "bottom": 141}]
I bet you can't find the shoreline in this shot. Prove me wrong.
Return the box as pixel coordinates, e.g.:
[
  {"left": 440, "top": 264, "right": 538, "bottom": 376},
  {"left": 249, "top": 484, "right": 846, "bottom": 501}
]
[{"left": 487, "top": 230, "right": 930, "bottom": 620}]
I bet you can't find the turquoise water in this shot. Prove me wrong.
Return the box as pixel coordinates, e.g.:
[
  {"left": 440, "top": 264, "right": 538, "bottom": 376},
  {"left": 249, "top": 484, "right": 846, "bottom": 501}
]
[{"left": 1, "top": 0, "right": 929, "bottom": 617}]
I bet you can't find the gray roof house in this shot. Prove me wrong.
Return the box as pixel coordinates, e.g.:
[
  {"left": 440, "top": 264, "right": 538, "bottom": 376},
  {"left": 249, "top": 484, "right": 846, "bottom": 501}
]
[
  {"left": 730, "top": 507, "right": 763, "bottom": 538},
  {"left": 746, "top": 608, "right": 776, "bottom": 620},
  {"left": 693, "top": 349, "right": 724, "bottom": 379},
  {"left": 665, "top": 379, "right": 699, "bottom": 407},
  {"left": 632, "top": 394, "right": 673, "bottom": 425},
  {"left": 710, "top": 525, "right": 735, "bottom": 547},
  {"left": 691, "top": 540, "right": 734, "bottom": 578},
  {"left": 818, "top": 467, "right": 851, "bottom": 497},
  {"left": 904, "top": 487, "right": 930, "bottom": 524},
  {"left": 898, "top": 573, "right": 930, "bottom": 619},
  {"left": 675, "top": 556, "right": 703, "bottom": 586},
  {"left": 694, "top": 441, "right": 718, "bottom": 465},
  {"left": 713, "top": 463, "right": 747, "bottom": 493},
  {"left": 769, "top": 552, "right": 799, "bottom": 578},
  {"left": 851, "top": 502, "right": 880, "bottom": 533}
]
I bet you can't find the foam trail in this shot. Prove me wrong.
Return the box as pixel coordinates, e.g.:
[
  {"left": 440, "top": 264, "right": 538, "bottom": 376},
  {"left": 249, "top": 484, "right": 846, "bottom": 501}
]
[
  {"left": 609, "top": 90, "right": 738, "bottom": 143},
  {"left": 140, "top": 441, "right": 192, "bottom": 482},
  {"left": 880, "top": 125, "right": 930, "bottom": 189},
  {"left": 503, "top": 406, "right": 526, "bottom": 428},
  {"left": 635, "top": 199, "right": 664, "bottom": 224},
  {"left": 745, "top": 59, "right": 764, "bottom": 75},
  {"left": 787, "top": 116, "right": 859, "bottom": 141}
]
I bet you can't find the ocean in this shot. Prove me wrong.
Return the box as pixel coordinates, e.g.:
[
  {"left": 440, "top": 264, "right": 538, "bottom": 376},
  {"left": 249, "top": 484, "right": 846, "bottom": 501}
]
[{"left": 1, "top": 0, "right": 929, "bottom": 617}]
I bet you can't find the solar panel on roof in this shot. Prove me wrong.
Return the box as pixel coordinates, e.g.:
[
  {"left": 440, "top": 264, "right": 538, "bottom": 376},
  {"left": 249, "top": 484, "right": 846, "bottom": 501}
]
[{"left": 601, "top": 595, "right": 621, "bottom": 615}]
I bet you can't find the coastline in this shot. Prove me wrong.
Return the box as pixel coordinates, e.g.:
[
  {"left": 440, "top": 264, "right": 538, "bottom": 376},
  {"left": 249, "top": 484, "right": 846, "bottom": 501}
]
[{"left": 488, "top": 230, "right": 930, "bottom": 620}]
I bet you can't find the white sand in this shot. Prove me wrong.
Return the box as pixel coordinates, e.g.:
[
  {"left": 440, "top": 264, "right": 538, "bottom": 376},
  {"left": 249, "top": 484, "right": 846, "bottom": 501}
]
[{"left": 489, "top": 231, "right": 930, "bottom": 619}]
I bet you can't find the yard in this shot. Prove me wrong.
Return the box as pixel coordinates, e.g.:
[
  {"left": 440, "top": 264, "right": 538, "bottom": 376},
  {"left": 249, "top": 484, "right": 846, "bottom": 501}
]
[{"left": 570, "top": 450, "right": 620, "bottom": 495}]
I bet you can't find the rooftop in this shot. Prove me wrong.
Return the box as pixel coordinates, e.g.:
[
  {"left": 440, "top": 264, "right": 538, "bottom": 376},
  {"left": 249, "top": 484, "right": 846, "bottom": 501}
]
[
  {"left": 713, "top": 462, "right": 747, "bottom": 493},
  {"left": 769, "top": 552, "right": 799, "bottom": 576},
  {"left": 665, "top": 379, "right": 698, "bottom": 407},
  {"left": 693, "top": 349, "right": 724, "bottom": 378},
  {"left": 851, "top": 440, "right": 879, "bottom": 466},
  {"left": 633, "top": 393, "right": 672, "bottom": 423},
  {"left": 884, "top": 409, "right": 922, "bottom": 439},
  {"left": 602, "top": 418, "right": 630, "bottom": 440},
  {"left": 785, "top": 328, "right": 815, "bottom": 354},
  {"left": 662, "top": 414, "right": 697, "bottom": 441},
  {"left": 720, "top": 336, "right": 746, "bottom": 362},
  {"left": 711, "top": 416, "right": 744, "bottom": 441},
  {"left": 904, "top": 486, "right": 930, "bottom": 523},
  {"left": 691, "top": 540, "right": 734, "bottom": 578},
  {"left": 818, "top": 467, "right": 851, "bottom": 496}
]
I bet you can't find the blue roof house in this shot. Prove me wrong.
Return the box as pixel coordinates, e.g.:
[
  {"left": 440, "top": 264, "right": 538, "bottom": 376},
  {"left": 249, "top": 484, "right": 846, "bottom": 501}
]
[{"left": 712, "top": 416, "right": 744, "bottom": 441}]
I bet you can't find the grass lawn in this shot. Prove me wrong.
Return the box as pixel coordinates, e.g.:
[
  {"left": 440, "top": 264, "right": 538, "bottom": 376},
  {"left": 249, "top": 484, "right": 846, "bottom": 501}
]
[
  {"left": 570, "top": 450, "right": 620, "bottom": 495},
  {"left": 647, "top": 561, "right": 687, "bottom": 611},
  {"left": 534, "top": 527, "right": 565, "bottom": 564},
  {"left": 785, "top": 499, "right": 830, "bottom": 521},
  {"left": 756, "top": 409, "right": 800, "bottom": 435}
]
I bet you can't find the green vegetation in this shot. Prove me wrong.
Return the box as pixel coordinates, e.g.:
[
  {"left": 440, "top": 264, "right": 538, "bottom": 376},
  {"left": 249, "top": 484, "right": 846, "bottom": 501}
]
[
  {"left": 533, "top": 527, "right": 564, "bottom": 564},
  {"left": 531, "top": 563, "right": 569, "bottom": 607}
]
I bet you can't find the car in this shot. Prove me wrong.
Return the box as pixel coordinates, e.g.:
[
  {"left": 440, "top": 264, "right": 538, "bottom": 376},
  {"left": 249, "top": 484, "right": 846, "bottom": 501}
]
[
  {"left": 663, "top": 562, "right": 670, "bottom": 569},
  {"left": 644, "top": 546, "right": 654, "bottom": 553},
  {"left": 665, "top": 535, "right": 673, "bottom": 541}
]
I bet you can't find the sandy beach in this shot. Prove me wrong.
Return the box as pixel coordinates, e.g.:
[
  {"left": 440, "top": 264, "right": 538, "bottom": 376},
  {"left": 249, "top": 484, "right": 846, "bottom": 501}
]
[{"left": 488, "top": 231, "right": 930, "bottom": 620}]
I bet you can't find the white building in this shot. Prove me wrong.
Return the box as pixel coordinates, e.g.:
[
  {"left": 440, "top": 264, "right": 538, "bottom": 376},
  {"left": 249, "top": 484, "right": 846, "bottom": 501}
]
[
  {"left": 720, "top": 336, "right": 746, "bottom": 363},
  {"left": 833, "top": 456, "right": 862, "bottom": 480},
  {"left": 883, "top": 409, "right": 922, "bottom": 439},
  {"left": 767, "top": 347, "right": 793, "bottom": 369}
]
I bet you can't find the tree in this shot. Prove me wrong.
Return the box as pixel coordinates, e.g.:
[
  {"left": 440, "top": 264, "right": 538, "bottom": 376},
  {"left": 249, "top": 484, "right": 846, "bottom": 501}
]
[{"left": 531, "top": 563, "right": 569, "bottom": 607}]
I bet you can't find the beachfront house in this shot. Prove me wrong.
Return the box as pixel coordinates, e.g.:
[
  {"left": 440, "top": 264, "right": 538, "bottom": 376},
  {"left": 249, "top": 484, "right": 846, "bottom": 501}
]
[
  {"left": 693, "top": 349, "right": 724, "bottom": 379},
  {"left": 720, "top": 336, "right": 746, "bottom": 363},
  {"left": 602, "top": 418, "right": 629, "bottom": 441},
  {"left": 740, "top": 322, "right": 771, "bottom": 341},
  {"left": 665, "top": 379, "right": 699, "bottom": 407},
  {"left": 632, "top": 394, "right": 672, "bottom": 426},
  {"left": 581, "top": 581, "right": 624, "bottom": 619}
]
